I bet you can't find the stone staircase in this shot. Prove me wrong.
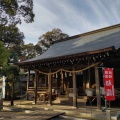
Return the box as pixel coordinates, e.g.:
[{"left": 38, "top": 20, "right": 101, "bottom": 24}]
[
  {"left": 53, "top": 94, "right": 69, "bottom": 104},
  {"left": 53, "top": 94, "right": 87, "bottom": 106},
  {"left": 77, "top": 96, "right": 88, "bottom": 106}
]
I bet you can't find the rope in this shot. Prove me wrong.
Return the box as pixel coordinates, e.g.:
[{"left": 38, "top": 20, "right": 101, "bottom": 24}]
[{"left": 35, "top": 62, "right": 100, "bottom": 75}]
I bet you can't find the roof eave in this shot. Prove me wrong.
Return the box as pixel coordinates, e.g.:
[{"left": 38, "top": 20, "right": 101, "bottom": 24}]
[{"left": 16, "top": 46, "right": 114, "bottom": 66}]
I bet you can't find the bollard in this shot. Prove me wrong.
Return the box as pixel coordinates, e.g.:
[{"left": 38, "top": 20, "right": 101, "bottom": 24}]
[
  {"left": 0, "top": 90, "right": 2, "bottom": 111},
  {"left": 106, "top": 110, "right": 111, "bottom": 120}
]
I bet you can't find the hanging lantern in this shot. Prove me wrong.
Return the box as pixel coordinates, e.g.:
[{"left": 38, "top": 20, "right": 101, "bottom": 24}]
[
  {"left": 69, "top": 72, "right": 72, "bottom": 76},
  {"left": 56, "top": 73, "right": 58, "bottom": 78},
  {"left": 65, "top": 72, "right": 67, "bottom": 77}
]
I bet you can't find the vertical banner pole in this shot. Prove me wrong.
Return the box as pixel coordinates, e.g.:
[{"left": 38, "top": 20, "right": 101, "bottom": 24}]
[
  {"left": 109, "top": 101, "right": 110, "bottom": 108},
  {"left": 105, "top": 99, "right": 107, "bottom": 110}
]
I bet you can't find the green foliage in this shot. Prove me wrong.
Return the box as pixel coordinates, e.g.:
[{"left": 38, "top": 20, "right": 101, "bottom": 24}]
[
  {"left": 0, "top": 41, "right": 9, "bottom": 67},
  {"left": 0, "top": 25, "right": 24, "bottom": 63},
  {"left": 4, "top": 65, "right": 20, "bottom": 82},
  {"left": 20, "top": 43, "right": 42, "bottom": 60},
  {"left": 0, "top": 25, "right": 24, "bottom": 47},
  {"left": 37, "top": 28, "right": 69, "bottom": 52},
  {"left": 4, "top": 64, "right": 20, "bottom": 101},
  {"left": 0, "top": 0, "right": 35, "bottom": 25},
  {"left": 8, "top": 46, "right": 22, "bottom": 63},
  {"left": 19, "top": 69, "right": 25, "bottom": 75},
  {"left": 0, "top": 0, "right": 35, "bottom": 63}
]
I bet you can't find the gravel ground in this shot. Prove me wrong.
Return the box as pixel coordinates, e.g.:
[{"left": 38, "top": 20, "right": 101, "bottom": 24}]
[{"left": 0, "top": 110, "right": 63, "bottom": 120}]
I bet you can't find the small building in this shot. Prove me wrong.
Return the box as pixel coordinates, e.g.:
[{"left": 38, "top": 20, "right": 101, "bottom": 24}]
[
  {"left": 17, "top": 24, "right": 120, "bottom": 109},
  {"left": 20, "top": 71, "right": 35, "bottom": 86}
]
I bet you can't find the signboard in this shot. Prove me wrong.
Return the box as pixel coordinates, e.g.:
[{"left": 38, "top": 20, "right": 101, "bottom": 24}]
[
  {"left": 104, "top": 68, "right": 115, "bottom": 101},
  {"left": 2, "top": 76, "right": 5, "bottom": 99}
]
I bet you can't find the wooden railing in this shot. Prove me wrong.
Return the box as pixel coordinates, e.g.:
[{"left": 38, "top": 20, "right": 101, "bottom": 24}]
[{"left": 28, "top": 87, "right": 61, "bottom": 94}]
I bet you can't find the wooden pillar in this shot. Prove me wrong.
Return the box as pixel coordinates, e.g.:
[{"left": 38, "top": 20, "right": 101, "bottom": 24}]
[
  {"left": 95, "top": 67, "right": 101, "bottom": 110},
  {"left": 48, "top": 69, "right": 52, "bottom": 106},
  {"left": 26, "top": 69, "right": 30, "bottom": 100},
  {"left": 73, "top": 66, "right": 77, "bottom": 108},
  {"left": 60, "top": 72, "right": 64, "bottom": 93},
  {"left": 83, "top": 71, "right": 87, "bottom": 95},
  {"left": 83, "top": 70, "right": 87, "bottom": 88},
  {"left": 45, "top": 75, "right": 47, "bottom": 87},
  {"left": 34, "top": 71, "right": 38, "bottom": 104}
]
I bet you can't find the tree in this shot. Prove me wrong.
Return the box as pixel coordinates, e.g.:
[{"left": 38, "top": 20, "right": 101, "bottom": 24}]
[
  {"left": 0, "top": 25, "right": 24, "bottom": 48},
  {"left": 0, "top": 0, "right": 35, "bottom": 63},
  {"left": 8, "top": 46, "right": 22, "bottom": 63},
  {"left": 20, "top": 43, "right": 42, "bottom": 61},
  {"left": 37, "top": 28, "right": 69, "bottom": 52},
  {"left": 4, "top": 65, "right": 20, "bottom": 105},
  {"left": 0, "top": 24, "right": 25, "bottom": 63},
  {"left": 0, "top": 0, "right": 35, "bottom": 25},
  {"left": 0, "top": 41, "right": 9, "bottom": 67},
  {"left": 0, "top": 25, "right": 24, "bottom": 63}
]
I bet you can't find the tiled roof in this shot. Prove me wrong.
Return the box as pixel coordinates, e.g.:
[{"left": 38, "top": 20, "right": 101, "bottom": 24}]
[{"left": 21, "top": 24, "right": 120, "bottom": 63}]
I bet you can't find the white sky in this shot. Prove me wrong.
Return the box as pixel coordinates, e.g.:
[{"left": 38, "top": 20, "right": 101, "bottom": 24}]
[{"left": 18, "top": 0, "right": 120, "bottom": 45}]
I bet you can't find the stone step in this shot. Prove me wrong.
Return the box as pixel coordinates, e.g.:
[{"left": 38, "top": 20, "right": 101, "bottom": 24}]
[
  {"left": 77, "top": 96, "right": 87, "bottom": 99},
  {"left": 57, "top": 97, "right": 69, "bottom": 100},
  {"left": 53, "top": 98, "right": 87, "bottom": 106},
  {"left": 69, "top": 97, "right": 87, "bottom": 102},
  {"left": 52, "top": 100, "right": 61, "bottom": 104},
  {"left": 77, "top": 99, "right": 87, "bottom": 102},
  {"left": 53, "top": 98, "right": 69, "bottom": 104},
  {"left": 58, "top": 94, "right": 69, "bottom": 98}
]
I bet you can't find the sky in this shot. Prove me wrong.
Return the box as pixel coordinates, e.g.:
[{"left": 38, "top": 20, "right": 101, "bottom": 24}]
[{"left": 18, "top": 0, "right": 120, "bottom": 45}]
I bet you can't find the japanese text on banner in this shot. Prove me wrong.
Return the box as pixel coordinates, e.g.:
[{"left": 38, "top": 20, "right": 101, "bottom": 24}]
[{"left": 104, "top": 68, "right": 115, "bottom": 101}]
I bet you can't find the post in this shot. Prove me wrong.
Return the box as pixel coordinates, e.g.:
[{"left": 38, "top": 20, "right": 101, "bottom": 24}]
[
  {"left": 60, "top": 72, "right": 64, "bottom": 93},
  {"left": 0, "top": 78, "right": 2, "bottom": 110},
  {"left": 106, "top": 110, "right": 111, "bottom": 120},
  {"left": 45, "top": 75, "right": 47, "bottom": 88},
  {"left": 26, "top": 69, "right": 30, "bottom": 100},
  {"left": 73, "top": 66, "right": 77, "bottom": 108},
  {"left": 0, "top": 90, "right": 2, "bottom": 110},
  {"left": 48, "top": 69, "right": 52, "bottom": 106},
  {"left": 0, "top": 76, "right": 6, "bottom": 110},
  {"left": 0, "top": 68, "right": 3, "bottom": 110},
  {"left": 95, "top": 67, "right": 101, "bottom": 110},
  {"left": 34, "top": 71, "right": 38, "bottom": 104},
  {"left": 11, "top": 80, "right": 14, "bottom": 106}
]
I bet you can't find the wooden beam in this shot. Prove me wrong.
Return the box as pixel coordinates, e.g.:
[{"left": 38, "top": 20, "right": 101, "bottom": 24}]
[{"left": 95, "top": 67, "right": 101, "bottom": 110}]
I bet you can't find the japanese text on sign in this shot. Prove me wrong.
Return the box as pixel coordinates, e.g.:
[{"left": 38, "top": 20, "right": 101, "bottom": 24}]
[{"left": 104, "top": 68, "right": 115, "bottom": 101}]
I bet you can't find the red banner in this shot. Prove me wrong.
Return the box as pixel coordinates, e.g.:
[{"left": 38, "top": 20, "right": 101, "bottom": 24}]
[{"left": 104, "top": 68, "right": 115, "bottom": 101}]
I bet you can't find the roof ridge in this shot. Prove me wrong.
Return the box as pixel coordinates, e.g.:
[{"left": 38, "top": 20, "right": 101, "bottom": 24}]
[{"left": 53, "top": 23, "right": 120, "bottom": 44}]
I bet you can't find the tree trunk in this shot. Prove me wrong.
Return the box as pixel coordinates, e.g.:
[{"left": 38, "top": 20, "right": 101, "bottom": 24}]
[{"left": 11, "top": 81, "right": 14, "bottom": 106}]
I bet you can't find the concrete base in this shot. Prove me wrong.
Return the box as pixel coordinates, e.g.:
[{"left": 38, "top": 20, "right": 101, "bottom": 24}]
[
  {"left": 47, "top": 104, "right": 52, "bottom": 106},
  {"left": 71, "top": 106, "right": 78, "bottom": 109}
]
